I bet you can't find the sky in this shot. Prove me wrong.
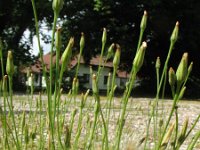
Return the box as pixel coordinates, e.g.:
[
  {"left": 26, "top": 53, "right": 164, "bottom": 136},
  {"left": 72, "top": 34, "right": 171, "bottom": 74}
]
[{"left": 23, "top": 28, "right": 51, "bottom": 56}]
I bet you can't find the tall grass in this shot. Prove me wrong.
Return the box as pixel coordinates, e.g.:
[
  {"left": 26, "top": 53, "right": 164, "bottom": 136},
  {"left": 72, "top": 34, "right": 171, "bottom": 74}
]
[{"left": 0, "top": 0, "right": 199, "bottom": 150}]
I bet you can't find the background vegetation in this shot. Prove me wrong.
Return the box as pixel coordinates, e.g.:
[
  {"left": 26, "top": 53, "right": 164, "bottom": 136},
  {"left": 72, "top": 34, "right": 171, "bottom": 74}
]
[{"left": 0, "top": 0, "right": 200, "bottom": 97}]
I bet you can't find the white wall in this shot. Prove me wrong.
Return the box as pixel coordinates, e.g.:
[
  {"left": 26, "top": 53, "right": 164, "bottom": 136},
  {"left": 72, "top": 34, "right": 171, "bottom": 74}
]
[{"left": 78, "top": 64, "right": 111, "bottom": 90}]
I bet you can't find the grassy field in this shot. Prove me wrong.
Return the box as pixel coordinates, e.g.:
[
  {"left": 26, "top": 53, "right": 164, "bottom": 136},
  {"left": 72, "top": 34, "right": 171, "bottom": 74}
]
[{"left": 1, "top": 94, "right": 199, "bottom": 149}]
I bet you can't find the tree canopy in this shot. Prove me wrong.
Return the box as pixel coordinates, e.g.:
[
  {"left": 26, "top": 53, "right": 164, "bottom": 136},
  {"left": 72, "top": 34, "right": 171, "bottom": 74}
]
[{"left": 0, "top": 0, "right": 200, "bottom": 95}]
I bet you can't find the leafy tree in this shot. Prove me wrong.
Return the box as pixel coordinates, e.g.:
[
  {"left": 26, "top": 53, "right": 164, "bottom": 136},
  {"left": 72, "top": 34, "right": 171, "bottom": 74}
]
[{"left": 1, "top": 0, "right": 200, "bottom": 95}]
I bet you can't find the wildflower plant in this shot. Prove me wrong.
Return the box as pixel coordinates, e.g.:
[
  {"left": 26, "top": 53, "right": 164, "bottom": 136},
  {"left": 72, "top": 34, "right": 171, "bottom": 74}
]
[{"left": 0, "top": 1, "right": 199, "bottom": 150}]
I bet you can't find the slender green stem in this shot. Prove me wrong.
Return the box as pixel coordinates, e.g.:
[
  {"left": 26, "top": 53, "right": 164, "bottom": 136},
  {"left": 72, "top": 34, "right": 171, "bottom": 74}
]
[
  {"left": 184, "top": 114, "right": 200, "bottom": 140},
  {"left": 8, "top": 76, "right": 20, "bottom": 150},
  {"left": 39, "top": 93, "right": 43, "bottom": 150},
  {"left": 174, "top": 107, "right": 179, "bottom": 149},
  {"left": 86, "top": 97, "right": 100, "bottom": 150},
  {"left": 161, "top": 69, "right": 167, "bottom": 99},
  {"left": 115, "top": 71, "right": 137, "bottom": 150},
  {"left": 106, "top": 67, "right": 117, "bottom": 126},
  {"left": 3, "top": 87, "right": 9, "bottom": 149},
  {"left": 96, "top": 42, "right": 106, "bottom": 82},
  {"left": 156, "top": 42, "right": 174, "bottom": 99},
  {"left": 56, "top": 90, "right": 64, "bottom": 149},
  {"left": 75, "top": 47, "right": 84, "bottom": 78},
  {"left": 48, "top": 12, "right": 58, "bottom": 150},
  {"left": 156, "top": 94, "right": 178, "bottom": 149},
  {"left": 136, "top": 29, "right": 144, "bottom": 53},
  {"left": 186, "top": 130, "right": 200, "bottom": 150},
  {"left": 144, "top": 42, "right": 175, "bottom": 149},
  {"left": 73, "top": 103, "right": 84, "bottom": 149}
]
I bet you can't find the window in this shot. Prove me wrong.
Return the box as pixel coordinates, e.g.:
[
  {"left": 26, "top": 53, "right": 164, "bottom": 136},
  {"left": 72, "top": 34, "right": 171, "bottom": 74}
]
[
  {"left": 83, "top": 74, "right": 90, "bottom": 82},
  {"left": 104, "top": 76, "right": 108, "bottom": 85}
]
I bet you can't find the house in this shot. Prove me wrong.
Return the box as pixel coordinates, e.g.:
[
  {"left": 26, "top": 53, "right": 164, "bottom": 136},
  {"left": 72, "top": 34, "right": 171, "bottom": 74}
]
[
  {"left": 21, "top": 52, "right": 55, "bottom": 88},
  {"left": 70, "top": 55, "right": 133, "bottom": 90},
  {"left": 22, "top": 52, "right": 138, "bottom": 91}
]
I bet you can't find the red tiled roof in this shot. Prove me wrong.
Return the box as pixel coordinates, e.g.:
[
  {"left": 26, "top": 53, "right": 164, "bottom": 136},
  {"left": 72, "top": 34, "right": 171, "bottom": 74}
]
[
  {"left": 70, "top": 54, "right": 113, "bottom": 68},
  {"left": 116, "top": 70, "right": 130, "bottom": 78},
  {"left": 23, "top": 53, "right": 129, "bottom": 79}
]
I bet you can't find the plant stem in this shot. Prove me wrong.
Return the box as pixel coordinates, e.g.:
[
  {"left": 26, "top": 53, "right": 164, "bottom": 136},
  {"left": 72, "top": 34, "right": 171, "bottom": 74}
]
[
  {"left": 144, "top": 42, "right": 175, "bottom": 149},
  {"left": 8, "top": 76, "right": 20, "bottom": 150},
  {"left": 115, "top": 71, "right": 137, "bottom": 150},
  {"left": 156, "top": 94, "right": 178, "bottom": 149}
]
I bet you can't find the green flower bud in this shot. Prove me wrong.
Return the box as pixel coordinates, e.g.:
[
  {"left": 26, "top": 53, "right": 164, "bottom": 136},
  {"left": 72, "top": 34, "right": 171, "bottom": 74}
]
[
  {"left": 107, "top": 43, "right": 115, "bottom": 59},
  {"left": 178, "top": 86, "right": 186, "bottom": 100},
  {"left": 170, "top": 21, "right": 179, "bottom": 44},
  {"left": 75, "top": 78, "right": 79, "bottom": 94},
  {"left": 113, "top": 44, "right": 121, "bottom": 69},
  {"left": 52, "top": 0, "right": 64, "bottom": 15},
  {"left": 80, "top": 32, "right": 85, "bottom": 51},
  {"left": 176, "top": 52, "right": 188, "bottom": 86},
  {"left": 2, "top": 75, "right": 7, "bottom": 93},
  {"left": 6, "top": 51, "right": 14, "bottom": 76},
  {"left": 72, "top": 77, "right": 78, "bottom": 95},
  {"left": 55, "top": 27, "right": 62, "bottom": 52},
  {"left": 168, "top": 67, "right": 176, "bottom": 87},
  {"left": 155, "top": 56, "right": 161, "bottom": 69},
  {"left": 188, "top": 61, "right": 193, "bottom": 74},
  {"left": 92, "top": 74, "right": 98, "bottom": 94},
  {"left": 84, "top": 89, "right": 90, "bottom": 103},
  {"left": 133, "top": 42, "right": 147, "bottom": 73},
  {"left": 102, "top": 28, "right": 107, "bottom": 45},
  {"left": 140, "top": 10, "right": 147, "bottom": 31},
  {"left": 177, "top": 116, "right": 189, "bottom": 146},
  {"left": 161, "top": 122, "right": 175, "bottom": 149},
  {"left": 90, "top": 66, "right": 93, "bottom": 77},
  {"left": 107, "top": 72, "right": 111, "bottom": 89},
  {"left": 27, "top": 67, "right": 31, "bottom": 78},
  {"left": 25, "top": 124, "right": 29, "bottom": 144},
  {"left": 61, "top": 37, "right": 74, "bottom": 70},
  {"left": 21, "top": 111, "right": 26, "bottom": 131}
]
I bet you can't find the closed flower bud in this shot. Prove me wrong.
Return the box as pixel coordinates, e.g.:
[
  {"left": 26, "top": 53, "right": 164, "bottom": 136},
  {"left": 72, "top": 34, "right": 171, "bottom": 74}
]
[
  {"left": 84, "top": 89, "right": 90, "bottom": 103},
  {"left": 155, "top": 57, "right": 161, "bottom": 69},
  {"left": 176, "top": 53, "right": 188, "bottom": 85},
  {"left": 25, "top": 124, "right": 29, "bottom": 144},
  {"left": 188, "top": 61, "right": 193, "bottom": 74},
  {"left": 90, "top": 66, "right": 93, "bottom": 77},
  {"left": 92, "top": 74, "right": 98, "bottom": 94},
  {"left": 177, "top": 116, "right": 189, "bottom": 146},
  {"left": 80, "top": 32, "right": 85, "bottom": 51},
  {"left": 113, "top": 44, "right": 121, "bottom": 69},
  {"left": 107, "top": 43, "right": 115, "bottom": 59},
  {"left": 102, "top": 28, "right": 107, "bottom": 45},
  {"left": 170, "top": 21, "right": 179, "bottom": 44},
  {"left": 52, "top": 0, "right": 64, "bottom": 15},
  {"left": 75, "top": 78, "right": 79, "bottom": 94},
  {"left": 21, "top": 111, "right": 26, "bottom": 130},
  {"left": 61, "top": 37, "right": 74, "bottom": 70},
  {"left": 72, "top": 77, "right": 76, "bottom": 90},
  {"left": 168, "top": 67, "right": 176, "bottom": 87},
  {"left": 6, "top": 51, "right": 14, "bottom": 76},
  {"left": 55, "top": 27, "right": 62, "bottom": 52},
  {"left": 178, "top": 86, "right": 186, "bottom": 100},
  {"left": 140, "top": 10, "right": 147, "bottom": 31},
  {"left": 133, "top": 42, "right": 147, "bottom": 73},
  {"left": 161, "top": 122, "right": 175, "bottom": 149},
  {"left": 2, "top": 75, "right": 7, "bottom": 92}
]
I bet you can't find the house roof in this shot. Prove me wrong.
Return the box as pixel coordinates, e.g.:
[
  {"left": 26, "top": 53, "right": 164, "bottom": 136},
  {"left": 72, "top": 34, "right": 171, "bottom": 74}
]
[
  {"left": 22, "top": 53, "right": 130, "bottom": 78},
  {"left": 70, "top": 55, "right": 113, "bottom": 68},
  {"left": 116, "top": 70, "right": 130, "bottom": 78}
]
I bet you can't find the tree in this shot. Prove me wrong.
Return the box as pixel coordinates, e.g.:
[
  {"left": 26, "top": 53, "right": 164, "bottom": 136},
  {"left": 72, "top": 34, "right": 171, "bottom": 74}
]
[{"left": 1, "top": 0, "right": 200, "bottom": 95}]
